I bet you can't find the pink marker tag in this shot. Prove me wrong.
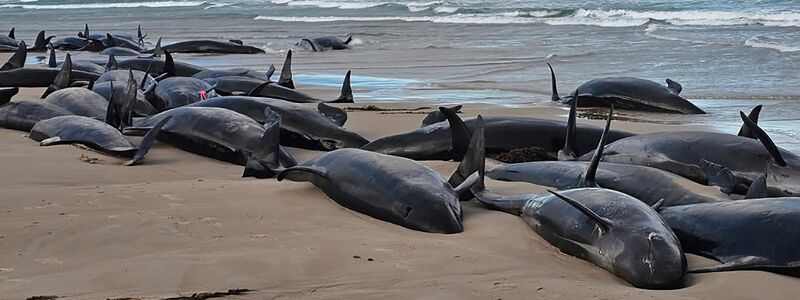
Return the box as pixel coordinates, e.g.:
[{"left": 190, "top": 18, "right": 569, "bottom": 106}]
[{"left": 199, "top": 90, "right": 207, "bottom": 100}]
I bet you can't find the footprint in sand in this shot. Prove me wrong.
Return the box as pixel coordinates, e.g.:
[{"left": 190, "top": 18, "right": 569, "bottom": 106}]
[{"left": 198, "top": 217, "right": 223, "bottom": 228}]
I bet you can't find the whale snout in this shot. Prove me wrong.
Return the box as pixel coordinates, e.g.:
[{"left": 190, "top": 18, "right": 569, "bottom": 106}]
[{"left": 618, "top": 232, "right": 687, "bottom": 289}]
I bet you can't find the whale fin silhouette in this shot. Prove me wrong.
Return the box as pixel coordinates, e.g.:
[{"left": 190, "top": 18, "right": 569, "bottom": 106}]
[
  {"left": 41, "top": 52, "right": 71, "bottom": 98},
  {"left": 126, "top": 115, "right": 171, "bottom": 166},
  {"left": 744, "top": 173, "right": 768, "bottom": 199},
  {"left": 666, "top": 78, "right": 682, "bottom": 94},
  {"left": 547, "top": 62, "right": 560, "bottom": 102},
  {"left": 737, "top": 105, "right": 762, "bottom": 139},
  {"left": 439, "top": 106, "right": 472, "bottom": 163},
  {"left": 1, "top": 40, "right": 26, "bottom": 71},
  {"left": 559, "top": 89, "right": 579, "bottom": 161},
  {"left": 548, "top": 190, "right": 613, "bottom": 230},
  {"left": 739, "top": 111, "right": 787, "bottom": 166},
  {"left": 278, "top": 50, "right": 294, "bottom": 89},
  {"left": 578, "top": 105, "right": 614, "bottom": 188}
]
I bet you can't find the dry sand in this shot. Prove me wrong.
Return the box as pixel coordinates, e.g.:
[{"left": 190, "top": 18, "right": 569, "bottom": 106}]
[{"left": 1, "top": 59, "right": 799, "bottom": 299}]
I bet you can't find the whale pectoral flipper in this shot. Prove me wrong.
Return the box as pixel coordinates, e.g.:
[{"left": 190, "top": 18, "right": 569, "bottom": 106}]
[
  {"left": 699, "top": 159, "right": 749, "bottom": 195},
  {"left": 739, "top": 111, "right": 787, "bottom": 167},
  {"left": 558, "top": 89, "right": 578, "bottom": 161},
  {"left": 125, "top": 115, "right": 172, "bottom": 166},
  {"left": 344, "top": 36, "right": 353, "bottom": 45},
  {"left": 276, "top": 166, "right": 328, "bottom": 182},
  {"left": 665, "top": 78, "right": 682, "bottom": 94},
  {"left": 242, "top": 109, "right": 287, "bottom": 178},
  {"left": 317, "top": 102, "right": 348, "bottom": 126},
  {"left": 689, "top": 256, "right": 778, "bottom": 273},
  {"left": 39, "top": 136, "right": 64, "bottom": 146},
  {"left": 547, "top": 190, "right": 613, "bottom": 230},
  {"left": 601, "top": 153, "right": 708, "bottom": 184},
  {"left": 453, "top": 172, "right": 480, "bottom": 199},
  {"left": 737, "top": 105, "right": 762, "bottom": 139}
]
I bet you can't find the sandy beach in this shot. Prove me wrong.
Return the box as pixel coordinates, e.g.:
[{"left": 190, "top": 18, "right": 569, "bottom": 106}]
[{"left": 2, "top": 79, "right": 800, "bottom": 299}]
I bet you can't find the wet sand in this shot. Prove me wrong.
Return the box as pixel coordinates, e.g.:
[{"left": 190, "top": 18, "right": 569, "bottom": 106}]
[{"left": 2, "top": 83, "right": 800, "bottom": 299}]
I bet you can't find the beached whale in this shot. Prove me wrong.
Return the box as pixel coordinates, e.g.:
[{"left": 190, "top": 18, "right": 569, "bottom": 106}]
[
  {"left": 297, "top": 35, "right": 352, "bottom": 52},
  {"left": 246, "top": 70, "right": 354, "bottom": 103},
  {"left": 189, "top": 96, "right": 367, "bottom": 150},
  {"left": 195, "top": 50, "right": 295, "bottom": 90},
  {"left": 142, "top": 39, "right": 265, "bottom": 54},
  {"left": 585, "top": 111, "right": 800, "bottom": 196},
  {"left": 548, "top": 63, "right": 705, "bottom": 114},
  {"left": 660, "top": 198, "right": 800, "bottom": 277},
  {"left": 0, "top": 87, "right": 72, "bottom": 132},
  {"left": 29, "top": 115, "right": 170, "bottom": 166},
  {"left": 362, "top": 106, "right": 634, "bottom": 161},
  {"left": 43, "top": 87, "right": 109, "bottom": 120},
  {"left": 277, "top": 148, "right": 478, "bottom": 234},
  {"left": 123, "top": 107, "right": 297, "bottom": 177},
  {"left": 151, "top": 76, "right": 216, "bottom": 111},
  {"left": 440, "top": 103, "right": 724, "bottom": 207},
  {"left": 0, "top": 46, "right": 99, "bottom": 87},
  {"left": 101, "top": 47, "right": 141, "bottom": 57},
  {"left": 0, "top": 30, "right": 52, "bottom": 52},
  {"left": 464, "top": 110, "right": 686, "bottom": 289}
]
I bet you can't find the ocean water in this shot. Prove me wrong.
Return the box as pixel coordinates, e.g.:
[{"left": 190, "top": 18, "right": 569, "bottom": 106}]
[{"left": 1, "top": 0, "right": 799, "bottom": 149}]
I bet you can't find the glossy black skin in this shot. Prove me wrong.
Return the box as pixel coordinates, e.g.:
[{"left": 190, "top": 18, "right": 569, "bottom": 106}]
[
  {"left": 152, "top": 77, "right": 214, "bottom": 111},
  {"left": 189, "top": 96, "right": 368, "bottom": 150},
  {"left": 100, "top": 47, "right": 141, "bottom": 57},
  {"left": 129, "top": 107, "right": 282, "bottom": 165},
  {"left": 0, "top": 67, "right": 100, "bottom": 87},
  {"left": 114, "top": 58, "right": 207, "bottom": 77},
  {"left": 362, "top": 116, "right": 635, "bottom": 161},
  {"left": 29, "top": 115, "right": 138, "bottom": 156},
  {"left": 56, "top": 60, "right": 105, "bottom": 75},
  {"left": 142, "top": 40, "right": 265, "bottom": 54},
  {"left": 193, "top": 69, "right": 265, "bottom": 81},
  {"left": 97, "top": 70, "right": 155, "bottom": 86},
  {"left": 92, "top": 82, "right": 159, "bottom": 117},
  {"left": 561, "top": 78, "right": 705, "bottom": 114},
  {"left": 248, "top": 81, "right": 337, "bottom": 103},
  {"left": 0, "top": 100, "right": 72, "bottom": 131},
  {"left": 43, "top": 87, "right": 108, "bottom": 120},
  {"left": 519, "top": 188, "right": 686, "bottom": 289},
  {"left": 297, "top": 36, "right": 350, "bottom": 51},
  {"left": 660, "top": 198, "right": 800, "bottom": 276},
  {"left": 0, "top": 35, "right": 18, "bottom": 48},
  {"left": 278, "top": 148, "right": 464, "bottom": 233},
  {"left": 203, "top": 76, "right": 266, "bottom": 95},
  {"left": 489, "top": 161, "right": 725, "bottom": 207},
  {"left": 51, "top": 37, "right": 88, "bottom": 50},
  {"left": 587, "top": 131, "right": 800, "bottom": 196}
]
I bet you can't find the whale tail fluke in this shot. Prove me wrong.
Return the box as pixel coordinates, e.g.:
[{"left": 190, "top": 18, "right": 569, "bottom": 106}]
[
  {"left": 317, "top": 102, "right": 348, "bottom": 126},
  {"left": 301, "top": 38, "right": 318, "bottom": 52},
  {"left": 278, "top": 50, "right": 294, "bottom": 89},
  {"left": 344, "top": 36, "right": 353, "bottom": 45},
  {"left": 421, "top": 105, "right": 462, "bottom": 127},
  {"left": 137, "top": 24, "right": 147, "bottom": 47},
  {"left": 739, "top": 111, "right": 787, "bottom": 167},
  {"left": 30, "top": 31, "right": 54, "bottom": 51},
  {"left": 265, "top": 64, "right": 276, "bottom": 81}
]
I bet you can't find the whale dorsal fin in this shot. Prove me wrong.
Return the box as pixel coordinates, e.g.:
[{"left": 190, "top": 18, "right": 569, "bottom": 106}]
[
  {"left": 41, "top": 52, "right": 71, "bottom": 98},
  {"left": 558, "top": 89, "right": 578, "bottom": 160},
  {"left": 8, "top": 27, "right": 14, "bottom": 39},
  {"left": 739, "top": 111, "right": 787, "bottom": 167},
  {"left": 0, "top": 87, "right": 19, "bottom": 105},
  {"left": 317, "top": 102, "right": 347, "bottom": 126},
  {"left": 421, "top": 105, "right": 462, "bottom": 127},
  {"left": 448, "top": 115, "right": 485, "bottom": 201},
  {"left": 548, "top": 190, "right": 612, "bottom": 229},
  {"left": 83, "top": 24, "right": 89, "bottom": 38},
  {"left": 278, "top": 49, "right": 294, "bottom": 89},
  {"left": 737, "top": 105, "right": 762, "bottom": 139},
  {"left": 666, "top": 78, "right": 682, "bottom": 94},
  {"left": 242, "top": 109, "right": 286, "bottom": 178},
  {"left": 547, "top": 62, "right": 560, "bottom": 102},
  {"left": 47, "top": 44, "right": 57, "bottom": 67},
  {"left": 137, "top": 24, "right": 146, "bottom": 46},
  {"left": 1, "top": 40, "right": 26, "bottom": 71},
  {"left": 228, "top": 39, "right": 243, "bottom": 45},
  {"left": 578, "top": 105, "right": 614, "bottom": 188},
  {"left": 107, "top": 53, "right": 118, "bottom": 71},
  {"left": 745, "top": 173, "right": 768, "bottom": 199},
  {"left": 439, "top": 106, "right": 472, "bottom": 162},
  {"left": 266, "top": 64, "right": 276, "bottom": 81},
  {"left": 151, "top": 37, "right": 163, "bottom": 58}
]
